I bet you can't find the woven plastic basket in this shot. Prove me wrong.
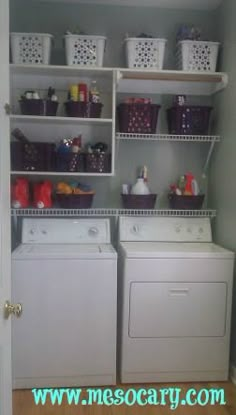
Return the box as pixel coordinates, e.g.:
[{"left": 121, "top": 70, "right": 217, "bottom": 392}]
[
  {"left": 177, "top": 40, "right": 220, "bottom": 72},
  {"left": 167, "top": 105, "right": 212, "bottom": 135},
  {"left": 125, "top": 37, "right": 167, "bottom": 69},
  {"left": 168, "top": 194, "right": 205, "bottom": 210},
  {"left": 117, "top": 103, "right": 161, "bottom": 134},
  {"left": 64, "top": 35, "right": 106, "bottom": 66},
  {"left": 10, "top": 32, "right": 53, "bottom": 64},
  {"left": 121, "top": 194, "right": 157, "bottom": 209}
]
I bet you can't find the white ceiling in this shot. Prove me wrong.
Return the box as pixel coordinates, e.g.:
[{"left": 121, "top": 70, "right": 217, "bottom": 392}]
[{"left": 35, "top": 0, "right": 223, "bottom": 10}]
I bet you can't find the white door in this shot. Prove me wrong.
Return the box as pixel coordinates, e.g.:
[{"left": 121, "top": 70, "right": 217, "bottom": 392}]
[{"left": 0, "top": 0, "right": 12, "bottom": 414}]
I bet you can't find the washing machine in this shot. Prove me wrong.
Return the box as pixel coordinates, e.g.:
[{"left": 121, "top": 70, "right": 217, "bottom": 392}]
[
  {"left": 118, "top": 216, "right": 234, "bottom": 383},
  {"left": 12, "top": 218, "right": 117, "bottom": 388}
]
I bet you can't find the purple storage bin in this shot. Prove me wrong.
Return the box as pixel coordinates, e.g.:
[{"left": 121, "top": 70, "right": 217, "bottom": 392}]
[
  {"left": 168, "top": 194, "right": 205, "bottom": 210},
  {"left": 85, "top": 153, "right": 111, "bottom": 173},
  {"left": 64, "top": 102, "right": 103, "bottom": 118},
  {"left": 11, "top": 141, "right": 56, "bottom": 171},
  {"left": 56, "top": 193, "right": 94, "bottom": 209},
  {"left": 117, "top": 103, "right": 161, "bottom": 134},
  {"left": 167, "top": 105, "right": 212, "bottom": 135},
  {"left": 20, "top": 99, "right": 58, "bottom": 116},
  {"left": 121, "top": 194, "right": 157, "bottom": 209},
  {"left": 56, "top": 152, "right": 85, "bottom": 172}
]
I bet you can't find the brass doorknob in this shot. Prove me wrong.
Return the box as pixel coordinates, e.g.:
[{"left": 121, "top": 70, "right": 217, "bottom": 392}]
[{"left": 4, "top": 301, "right": 22, "bottom": 319}]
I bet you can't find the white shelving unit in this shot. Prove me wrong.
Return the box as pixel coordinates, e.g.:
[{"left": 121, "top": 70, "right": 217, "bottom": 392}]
[{"left": 10, "top": 64, "right": 228, "bottom": 217}]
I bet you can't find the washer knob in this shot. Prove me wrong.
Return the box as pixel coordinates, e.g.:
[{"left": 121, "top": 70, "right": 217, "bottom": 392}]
[{"left": 132, "top": 225, "right": 140, "bottom": 234}]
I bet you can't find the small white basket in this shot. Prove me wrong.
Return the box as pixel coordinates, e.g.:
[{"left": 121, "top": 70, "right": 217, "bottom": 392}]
[
  {"left": 10, "top": 32, "right": 53, "bottom": 65},
  {"left": 177, "top": 40, "right": 220, "bottom": 72},
  {"left": 64, "top": 35, "right": 106, "bottom": 66},
  {"left": 125, "top": 37, "right": 167, "bottom": 69}
]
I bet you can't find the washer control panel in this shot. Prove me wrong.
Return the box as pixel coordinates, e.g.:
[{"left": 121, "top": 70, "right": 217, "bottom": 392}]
[
  {"left": 119, "top": 217, "right": 212, "bottom": 242},
  {"left": 22, "top": 218, "right": 110, "bottom": 244}
]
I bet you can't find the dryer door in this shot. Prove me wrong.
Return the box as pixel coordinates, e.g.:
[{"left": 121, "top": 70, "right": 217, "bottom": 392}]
[{"left": 129, "top": 281, "right": 227, "bottom": 338}]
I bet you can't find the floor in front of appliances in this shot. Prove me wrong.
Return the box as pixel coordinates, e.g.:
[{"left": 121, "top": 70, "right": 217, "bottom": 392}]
[{"left": 13, "top": 382, "right": 236, "bottom": 415}]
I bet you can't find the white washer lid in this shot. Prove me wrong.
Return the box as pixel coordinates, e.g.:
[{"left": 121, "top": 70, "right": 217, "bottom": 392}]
[
  {"left": 120, "top": 242, "right": 235, "bottom": 259},
  {"left": 12, "top": 243, "right": 117, "bottom": 260}
]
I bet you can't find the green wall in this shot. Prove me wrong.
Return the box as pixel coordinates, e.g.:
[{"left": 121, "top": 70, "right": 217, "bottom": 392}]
[{"left": 210, "top": 0, "right": 236, "bottom": 367}]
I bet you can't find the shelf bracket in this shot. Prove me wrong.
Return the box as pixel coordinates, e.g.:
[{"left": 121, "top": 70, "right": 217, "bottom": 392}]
[
  {"left": 203, "top": 138, "right": 217, "bottom": 175},
  {"left": 116, "top": 70, "right": 123, "bottom": 87},
  {"left": 213, "top": 73, "right": 228, "bottom": 94}
]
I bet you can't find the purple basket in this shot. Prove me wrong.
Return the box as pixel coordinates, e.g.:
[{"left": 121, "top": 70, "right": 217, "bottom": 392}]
[
  {"left": 85, "top": 153, "right": 111, "bottom": 173},
  {"left": 11, "top": 141, "right": 56, "bottom": 171},
  {"left": 168, "top": 194, "right": 205, "bottom": 210},
  {"left": 167, "top": 106, "right": 213, "bottom": 135},
  {"left": 121, "top": 194, "right": 157, "bottom": 209},
  {"left": 117, "top": 103, "right": 161, "bottom": 134},
  {"left": 64, "top": 102, "right": 103, "bottom": 118},
  {"left": 56, "top": 193, "right": 94, "bottom": 209},
  {"left": 56, "top": 152, "right": 85, "bottom": 172},
  {"left": 20, "top": 99, "right": 58, "bottom": 116}
]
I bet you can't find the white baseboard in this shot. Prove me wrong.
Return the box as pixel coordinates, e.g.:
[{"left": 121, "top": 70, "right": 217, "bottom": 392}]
[{"left": 230, "top": 363, "right": 236, "bottom": 385}]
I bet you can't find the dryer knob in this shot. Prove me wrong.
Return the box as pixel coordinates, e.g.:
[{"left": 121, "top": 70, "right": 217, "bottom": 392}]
[{"left": 88, "top": 227, "right": 99, "bottom": 236}]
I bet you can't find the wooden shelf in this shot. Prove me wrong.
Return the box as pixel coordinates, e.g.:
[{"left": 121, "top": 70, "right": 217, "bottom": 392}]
[
  {"left": 10, "top": 64, "right": 114, "bottom": 79},
  {"left": 11, "top": 171, "right": 113, "bottom": 177},
  {"left": 10, "top": 115, "right": 113, "bottom": 125},
  {"left": 116, "top": 69, "right": 228, "bottom": 95}
]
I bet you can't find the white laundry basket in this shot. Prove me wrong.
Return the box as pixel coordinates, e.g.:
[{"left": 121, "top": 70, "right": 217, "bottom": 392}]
[
  {"left": 125, "top": 37, "right": 167, "bottom": 69},
  {"left": 64, "top": 35, "right": 106, "bottom": 66},
  {"left": 10, "top": 33, "right": 53, "bottom": 64},
  {"left": 177, "top": 40, "right": 220, "bottom": 72}
]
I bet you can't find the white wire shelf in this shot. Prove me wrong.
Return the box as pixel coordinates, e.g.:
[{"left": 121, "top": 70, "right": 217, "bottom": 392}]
[
  {"left": 116, "top": 133, "right": 220, "bottom": 142},
  {"left": 11, "top": 208, "right": 217, "bottom": 218}
]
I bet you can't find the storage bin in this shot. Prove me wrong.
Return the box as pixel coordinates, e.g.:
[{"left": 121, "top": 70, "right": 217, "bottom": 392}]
[
  {"left": 121, "top": 194, "right": 157, "bottom": 209},
  {"left": 177, "top": 40, "right": 220, "bottom": 72},
  {"left": 168, "top": 194, "right": 205, "bottom": 210},
  {"left": 64, "top": 102, "right": 103, "bottom": 118},
  {"left": 64, "top": 35, "right": 106, "bottom": 66},
  {"left": 117, "top": 103, "right": 161, "bottom": 134},
  {"left": 85, "top": 153, "right": 111, "bottom": 173},
  {"left": 20, "top": 99, "right": 58, "bottom": 116},
  {"left": 56, "top": 152, "right": 85, "bottom": 173},
  {"left": 125, "top": 37, "right": 167, "bottom": 69},
  {"left": 167, "top": 105, "right": 212, "bottom": 135},
  {"left": 10, "top": 32, "right": 53, "bottom": 64},
  {"left": 11, "top": 142, "right": 56, "bottom": 171},
  {"left": 56, "top": 193, "right": 94, "bottom": 209}
]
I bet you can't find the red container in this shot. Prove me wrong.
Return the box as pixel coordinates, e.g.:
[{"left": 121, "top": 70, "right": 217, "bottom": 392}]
[
  {"left": 20, "top": 99, "right": 58, "bottom": 116},
  {"left": 56, "top": 193, "right": 94, "bottom": 209},
  {"left": 64, "top": 102, "right": 103, "bottom": 118},
  {"left": 121, "top": 194, "right": 157, "bottom": 209},
  {"left": 117, "top": 103, "right": 161, "bottom": 134},
  {"left": 167, "top": 106, "right": 213, "bottom": 135},
  {"left": 168, "top": 194, "right": 205, "bottom": 210}
]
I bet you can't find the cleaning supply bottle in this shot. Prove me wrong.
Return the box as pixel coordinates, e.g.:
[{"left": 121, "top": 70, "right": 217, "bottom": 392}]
[
  {"left": 131, "top": 176, "right": 150, "bottom": 195},
  {"left": 184, "top": 172, "right": 194, "bottom": 195}
]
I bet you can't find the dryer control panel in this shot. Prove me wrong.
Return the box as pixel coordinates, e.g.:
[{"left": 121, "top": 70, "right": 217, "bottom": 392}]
[
  {"left": 119, "top": 217, "right": 212, "bottom": 242},
  {"left": 22, "top": 218, "right": 111, "bottom": 244}
]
